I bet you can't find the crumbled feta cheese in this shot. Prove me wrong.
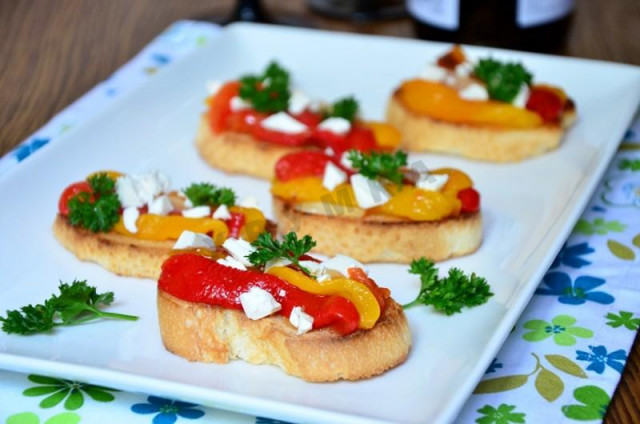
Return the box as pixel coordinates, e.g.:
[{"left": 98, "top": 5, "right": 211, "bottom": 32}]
[
  {"left": 324, "top": 146, "right": 335, "bottom": 156},
  {"left": 222, "top": 238, "right": 256, "bottom": 267},
  {"left": 239, "top": 196, "right": 258, "bottom": 208},
  {"left": 116, "top": 171, "right": 170, "bottom": 207},
  {"left": 416, "top": 173, "right": 449, "bottom": 191},
  {"left": 322, "top": 254, "right": 367, "bottom": 278},
  {"left": 122, "top": 207, "right": 140, "bottom": 233},
  {"left": 340, "top": 151, "right": 354, "bottom": 170},
  {"left": 455, "top": 62, "right": 474, "bottom": 78},
  {"left": 182, "top": 205, "right": 211, "bottom": 218},
  {"left": 318, "top": 117, "right": 351, "bottom": 135},
  {"left": 240, "top": 287, "right": 282, "bottom": 320},
  {"left": 216, "top": 256, "right": 247, "bottom": 270},
  {"left": 308, "top": 99, "right": 325, "bottom": 113},
  {"left": 212, "top": 204, "right": 231, "bottom": 220},
  {"left": 173, "top": 231, "right": 215, "bottom": 250},
  {"left": 148, "top": 195, "right": 173, "bottom": 216},
  {"left": 289, "top": 306, "right": 314, "bottom": 334},
  {"left": 418, "top": 64, "right": 448, "bottom": 82},
  {"left": 350, "top": 174, "right": 391, "bottom": 209},
  {"left": 322, "top": 161, "right": 347, "bottom": 191},
  {"left": 459, "top": 83, "right": 489, "bottom": 101},
  {"left": 116, "top": 175, "right": 144, "bottom": 208},
  {"left": 264, "top": 257, "right": 292, "bottom": 271},
  {"left": 288, "top": 89, "right": 311, "bottom": 115},
  {"left": 230, "top": 96, "right": 251, "bottom": 112},
  {"left": 298, "top": 260, "right": 329, "bottom": 281},
  {"left": 512, "top": 84, "right": 530, "bottom": 108},
  {"left": 278, "top": 289, "right": 286, "bottom": 297},
  {"left": 260, "top": 112, "right": 308, "bottom": 135},
  {"left": 206, "top": 80, "right": 222, "bottom": 96}
]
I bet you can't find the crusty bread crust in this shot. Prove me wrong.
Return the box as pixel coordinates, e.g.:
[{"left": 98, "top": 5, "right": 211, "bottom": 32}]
[
  {"left": 195, "top": 116, "right": 304, "bottom": 179},
  {"left": 157, "top": 290, "right": 411, "bottom": 382},
  {"left": 386, "top": 91, "right": 577, "bottom": 162},
  {"left": 53, "top": 215, "right": 172, "bottom": 279},
  {"left": 273, "top": 197, "right": 482, "bottom": 263}
]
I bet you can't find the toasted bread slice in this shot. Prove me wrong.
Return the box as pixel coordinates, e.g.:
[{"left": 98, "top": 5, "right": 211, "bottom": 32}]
[
  {"left": 157, "top": 290, "right": 411, "bottom": 382},
  {"left": 195, "top": 116, "right": 304, "bottom": 179},
  {"left": 272, "top": 197, "right": 482, "bottom": 263},
  {"left": 386, "top": 91, "right": 577, "bottom": 162}
]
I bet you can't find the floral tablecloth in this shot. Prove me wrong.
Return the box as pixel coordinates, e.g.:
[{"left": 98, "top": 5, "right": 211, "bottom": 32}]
[{"left": 1, "top": 20, "right": 639, "bottom": 424}]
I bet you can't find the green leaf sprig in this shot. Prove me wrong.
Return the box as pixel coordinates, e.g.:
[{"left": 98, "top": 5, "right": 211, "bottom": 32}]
[
  {"left": 473, "top": 58, "right": 533, "bottom": 103},
  {"left": 239, "top": 61, "right": 291, "bottom": 113},
  {"left": 403, "top": 258, "right": 493, "bottom": 315},
  {"left": 0, "top": 280, "right": 138, "bottom": 335},
  {"left": 347, "top": 150, "right": 408, "bottom": 185},
  {"left": 68, "top": 174, "right": 121, "bottom": 233},
  {"left": 327, "top": 96, "right": 359, "bottom": 122},
  {"left": 183, "top": 182, "right": 236, "bottom": 207},
  {"left": 248, "top": 232, "right": 316, "bottom": 276}
]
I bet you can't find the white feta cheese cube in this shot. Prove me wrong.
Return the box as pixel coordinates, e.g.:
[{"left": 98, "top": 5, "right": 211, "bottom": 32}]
[
  {"left": 298, "top": 260, "right": 329, "bottom": 281},
  {"left": 322, "top": 161, "right": 347, "bottom": 191},
  {"left": 512, "top": 84, "right": 530, "bottom": 108},
  {"left": 260, "top": 112, "right": 308, "bottom": 135},
  {"left": 230, "top": 96, "right": 251, "bottom": 112},
  {"left": 182, "top": 205, "right": 211, "bottom": 218},
  {"left": 122, "top": 207, "right": 140, "bottom": 233},
  {"left": 240, "top": 287, "right": 282, "bottom": 320},
  {"left": 222, "top": 238, "right": 256, "bottom": 267},
  {"left": 318, "top": 117, "right": 351, "bottom": 135},
  {"left": 288, "top": 89, "right": 311, "bottom": 115},
  {"left": 206, "top": 80, "right": 222, "bottom": 96},
  {"left": 416, "top": 173, "right": 449, "bottom": 192},
  {"left": 216, "top": 256, "right": 247, "bottom": 271},
  {"left": 134, "top": 171, "right": 170, "bottom": 204},
  {"left": 173, "top": 231, "right": 215, "bottom": 250},
  {"left": 350, "top": 174, "right": 391, "bottom": 209},
  {"left": 147, "top": 195, "right": 173, "bottom": 216},
  {"left": 459, "top": 83, "right": 489, "bottom": 101},
  {"left": 212, "top": 204, "right": 232, "bottom": 220},
  {"left": 321, "top": 254, "right": 367, "bottom": 278},
  {"left": 278, "top": 289, "right": 287, "bottom": 297},
  {"left": 239, "top": 196, "right": 258, "bottom": 208},
  {"left": 418, "top": 64, "right": 448, "bottom": 82},
  {"left": 289, "top": 306, "right": 314, "bottom": 335},
  {"left": 116, "top": 175, "right": 144, "bottom": 208}
]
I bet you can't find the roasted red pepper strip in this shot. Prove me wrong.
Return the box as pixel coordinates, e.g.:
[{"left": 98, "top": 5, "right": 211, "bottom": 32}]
[
  {"left": 159, "top": 253, "right": 361, "bottom": 335},
  {"left": 275, "top": 151, "right": 330, "bottom": 181}
]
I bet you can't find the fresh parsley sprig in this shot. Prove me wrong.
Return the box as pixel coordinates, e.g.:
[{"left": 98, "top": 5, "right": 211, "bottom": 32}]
[
  {"left": 327, "top": 96, "right": 359, "bottom": 122},
  {"left": 239, "top": 61, "right": 291, "bottom": 113},
  {"left": 248, "top": 232, "right": 316, "bottom": 276},
  {"left": 403, "top": 258, "right": 493, "bottom": 315},
  {"left": 347, "top": 150, "right": 408, "bottom": 185},
  {"left": 0, "top": 280, "right": 138, "bottom": 335},
  {"left": 183, "top": 183, "right": 236, "bottom": 207},
  {"left": 68, "top": 174, "right": 121, "bottom": 233},
  {"left": 473, "top": 58, "right": 533, "bottom": 103}
]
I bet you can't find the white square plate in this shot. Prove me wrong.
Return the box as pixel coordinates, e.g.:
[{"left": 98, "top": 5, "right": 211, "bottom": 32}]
[{"left": 0, "top": 23, "right": 639, "bottom": 424}]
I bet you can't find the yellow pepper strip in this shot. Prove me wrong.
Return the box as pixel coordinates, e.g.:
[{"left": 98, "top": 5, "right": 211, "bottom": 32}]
[
  {"left": 271, "top": 177, "right": 358, "bottom": 207},
  {"left": 430, "top": 168, "right": 473, "bottom": 197},
  {"left": 369, "top": 185, "right": 461, "bottom": 220},
  {"left": 113, "top": 215, "right": 229, "bottom": 245},
  {"left": 266, "top": 266, "right": 381, "bottom": 329},
  {"left": 364, "top": 121, "right": 402, "bottom": 149},
  {"left": 229, "top": 206, "right": 266, "bottom": 242}
]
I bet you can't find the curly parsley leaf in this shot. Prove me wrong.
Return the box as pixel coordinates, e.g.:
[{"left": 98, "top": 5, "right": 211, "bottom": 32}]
[
  {"left": 248, "top": 232, "right": 316, "bottom": 276},
  {"left": 403, "top": 258, "right": 493, "bottom": 315},
  {"left": 239, "top": 61, "right": 291, "bottom": 113},
  {"left": 473, "top": 58, "right": 533, "bottom": 102},
  {"left": 347, "top": 150, "right": 408, "bottom": 184},
  {"left": 327, "top": 96, "right": 359, "bottom": 122},
  {"left": 0, "top": 280, "right": 138, "bottom": 335},
  {"left": 183, "top": 183, "right": 236, "bottom": 207},
  {"left": 68, "top": 174, "right": 121, "bottom": 233}
]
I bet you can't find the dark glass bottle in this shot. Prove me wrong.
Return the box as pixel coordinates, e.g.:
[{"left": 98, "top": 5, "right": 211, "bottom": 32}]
[{"left": 408, "top": 0, "right": 574, "bottom": 53}]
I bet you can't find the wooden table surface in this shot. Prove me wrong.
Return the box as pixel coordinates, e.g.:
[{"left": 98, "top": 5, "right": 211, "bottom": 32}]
[{"left": 1, "top": 0, "right": 638, "bottom": 422}]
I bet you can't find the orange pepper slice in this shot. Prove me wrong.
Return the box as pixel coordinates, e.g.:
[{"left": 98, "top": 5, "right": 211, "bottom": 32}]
[
  {"left": 364, "top": 121, "right": 402, "bottom": 149},
  {"left": 113, "top": 215, "right": 229, "bottom": 245}
]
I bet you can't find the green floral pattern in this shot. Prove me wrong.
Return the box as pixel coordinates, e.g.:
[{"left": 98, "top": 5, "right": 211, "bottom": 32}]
[
  {"left": 562, "top": 385, "right": 611, "bottom": 420},
  {"left": 522, "top": 315, "right": 593, "bottom": 346},
  {"left": 476, "top": 404, "right": 525, "bottom": 424},
  {"left": 6, "top": 412, "right": 80, "bottom": 424},
  {"left": 605, "top": 311, "right": 640, "bottom": 330},
  {"left": 23, "top": 375, "right": 118, "bottom": 410}
]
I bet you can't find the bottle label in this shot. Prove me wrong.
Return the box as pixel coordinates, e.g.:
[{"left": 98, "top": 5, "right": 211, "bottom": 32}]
[
  {"left": 407, "top": 0, "right": 460, "bottom": 31},
  {"left": 517, "top": 0, "right": 574, "bottom": 28}
]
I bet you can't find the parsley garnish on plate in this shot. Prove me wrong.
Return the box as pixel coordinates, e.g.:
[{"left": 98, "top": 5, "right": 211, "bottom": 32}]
[
  {"left": 473, "top": 58, "right": 533, "bottom": 103},
  {"left": 183, "top": 183, "right": 236, "bottom": 207},
  {"left": 403, "top": 258, "right": 493, "bottom": 315},
  {"left": 248, "top": 232, "right": 316, "bottom": 276},
  {"left": 68, "top": 173, "right": 121, "bottom": 233},
  {"left": 327, "top": 96, "right": 359, "bottom": 122},
  {"left": 347, "top": 150, "right": 408, "bottom": 185},
  {"left": 0, "top": 280, "right": 138, "bottom": 335},
  {"left": 239, "top": 61, "right": 291, "bottom": 113}
]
